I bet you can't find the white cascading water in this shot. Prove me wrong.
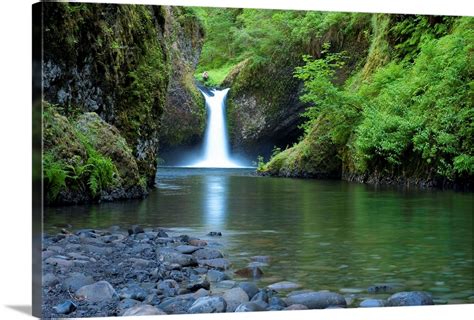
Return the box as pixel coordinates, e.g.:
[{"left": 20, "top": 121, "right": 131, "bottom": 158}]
[{"left": 189, "top": 88, "right": 240, "bottom": 168}]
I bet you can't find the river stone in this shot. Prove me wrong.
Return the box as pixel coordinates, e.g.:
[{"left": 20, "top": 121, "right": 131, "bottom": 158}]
[
  {"left": 235, "top": 266, "right": 263, "bottom": 279},
  {"left": 235, "top": 302, "right": 266, "bottom": 312},
  {"left": 198, "top": 258, "right": 231, "bottom": 270},
  {"left": 63, "top": 272, "right": 94, "bottom": 292},
  {"left": 215, "top": 280, "right": 237, "bottom": 289},
  {"left": 340, "top": 288, "right": 365, "bottom": 294},
  {"left": 158, "top": 279, "right": 180, "bottom": 297},
  {"left": 360, "top": 299, "right": 386, "bottom": 308},
  {"left": 269, "top": 296, "right": 287, "bottom": 308},
  {"left": 76, "top": 281, "right": 117, "bottom": 302},
  {"left": 206, "top": 270, "right": 228, "bottom": 282},
  {"left": 157, "top": 230, "right": 169, "bottom": 238},
  {"left": 189, "top": 239, "right": 208, "bottom": 247},
  {"left": 122, "top": 305, "right": 166, "bottom": 316},
  {"left": 128, "top": 225, "right": 144, "bottom": 235},
  {"left": 43, "top": 273, "right": 59, "bottom": 287},
  {"left": 207, "top": 231, "right": 222, "bottom": 236},
  {"left": 285, "top": 291, "right": 347, "bottom": 309},
  {"left": 251, "top": 289, "right": 276, "bottom": 303},
  {"left": 268, "top": 281, "right": 301, "bottom": 291},
  {"left": 157, "top": 248, "right": 196, "bottom": 267},
  {"left": 176, "top": 245, "right": 200, "bottom": 254},
  {"left": 119, "top": 284, "right": 148, "bottom": 301},
  {"left": 48, "top": 245, "right": 65, "bottom": 254},
  {"left": 223, "top": 287, "right": 250, "bottom": 312},
  {"left": 45, "top": 257, "right": 73, "bottom": 268},
  {"left": 192, "top": 248, "right": 224, "bottom": 260},
  {"left": 387, "top": 291, "right": 434, "bottom": 306},
  {"left": 118, "top": 298, "right": 140, "bottom": 314},
  {"left": 188, "top": 296, "right": 227, "bottom": 313},
  {"left": 187, "top": 279, "right": 210, "bottom": 292},
  {"left": 239, "top": 282, "right": 259, "bottom": 299},
  {"left": 285, "top": 304, "right": 309, "bottom": 310},
  {"left": 158, "top": 297, "right": 195, "bottom": 314},
  {"left": 53, "top": 300, "right": 77, "bottom": 315}
]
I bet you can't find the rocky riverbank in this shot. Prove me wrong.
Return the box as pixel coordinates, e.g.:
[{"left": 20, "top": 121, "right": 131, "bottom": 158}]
[{"left": 42, "top": 225, "right": 437, "bottom": 317}]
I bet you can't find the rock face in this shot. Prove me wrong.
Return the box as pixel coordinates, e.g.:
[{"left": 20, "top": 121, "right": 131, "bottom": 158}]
[
  {"left": 285, "top": 291, "right": 347, "bottom": 309},
  {"left": 159, "top": 7, "right": 206, "bottom": 149},
  {"left": 75, "top": 281, "right": 117, "bottom": 303},
  {"left": 387, "top": 291, "right": 434, "bottom": 306},
  {"left": 223, "top": 58, "right": 307, "bottom": 160},
  {"left": 42, "top": 3, "right": 204, "bottom": 204}
]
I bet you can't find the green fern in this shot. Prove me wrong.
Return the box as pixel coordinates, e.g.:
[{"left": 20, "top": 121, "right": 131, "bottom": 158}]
[{"left": 43, "top": 153, "right": 68, "bottom": 201}]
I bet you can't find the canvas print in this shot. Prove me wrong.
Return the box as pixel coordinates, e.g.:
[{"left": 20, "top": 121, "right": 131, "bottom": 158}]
[{"left": 33, "top": 1, "right": 473, "bottom": 318}]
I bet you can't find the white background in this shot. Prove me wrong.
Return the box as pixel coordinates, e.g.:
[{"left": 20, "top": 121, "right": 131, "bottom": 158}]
[{"left": 0, "top": 0, "right": 472, "bottom": 319}]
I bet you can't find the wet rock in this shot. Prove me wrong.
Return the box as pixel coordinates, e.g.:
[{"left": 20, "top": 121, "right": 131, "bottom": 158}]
[
  {"left": 63, "top": 272, "right": 94, "bottom": 292},
  {"left": 207, "top": 231, "right": 222, "bottom": 236},
  {"left": 157, "top": 248, "right": 197, "bottom": 267},
  {"left": 158, "top": 279, "right": 180, "bottom": 297},
  {"left": 284, "top": 304, "right": 308, "bottom": 310},
  {"left": 340, "top": 288, "right": 365, "bottom": 294},
  {"left": 122, "top": 305, "right": 166, "bottom": 316},
  {"left": 119, "top": 284, "right": 148, "bottom": 301},
  {"left": 188, "top": 296, "right": 227, "bottom": 313},
  {"left": 129, "top": 258, "right": 152, "bottom": 269},
  {"left": 235, "top": 266, "right": 263, "bottom": 279},
  {"left": 175, "top": 245, "right": 200, "bottom": 254},
  {"left": 75, "top": 281, "right": 117, "bottom": 303},
  {"left": 359, "top": 299, "right": 386, "bottom": 308},
  {"left": 187, "top": 279, "right": 210, "bottom": 292},
  {"left": 179, "top": 235, "right": 190, "bottom": 243},
  {"left": 128, "top": 225, "right": 144, "bottom": 235},
  {"left": 223, "top": 287, "right": 250, "bottom": 312},
  {"left": 198, "top": 258, "right": 231, "bottom": 270},
  {"left": 268, "top": 281, "right": 301, "bottom": 291},
  {"left": 239, "top": 282, "right": 259, "bottom": 299},
  {"left": 247, "top": 261, "right": 268, "bottom": 268},
  {"left": 387, "top": 291, "right": 434, "bottom": 306},
  {"left": 235, "top": 302, "right": 266, "bottom": 312},
  {"left": 285, "top": 291, "right": 347, "bottom": 309},
  {"left": 53, "top": 300, "right": 77, "bottom": 315},
  {"left": 42, "top": 273, "right": 59, "bottom": 287},
  {"left": 192, "top": 248, "right": 224, "bottom": 260},
  {"left": 82, "top": 245, "right": 113, "bottom": 255},
  {"left": 189, "top": 239, "right": 207, "bottom": 247},
  {"left": 48, "top": 245, "right": 65, "bottom": 254},
  {"left": 206, "top": 270, "right": 228, "bottom": 282}
]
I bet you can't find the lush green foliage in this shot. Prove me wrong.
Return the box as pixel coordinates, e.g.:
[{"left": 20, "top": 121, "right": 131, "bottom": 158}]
[
  {"left": 262, "top": 15, "right": 473, "bottom": 184},
  {"left": 193, "top": 9, "right": 370, "bottom": 85}
]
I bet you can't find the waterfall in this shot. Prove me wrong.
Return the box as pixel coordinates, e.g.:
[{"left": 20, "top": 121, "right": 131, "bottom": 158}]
[{"left": 189, "top": 88, "right": 241, "bottom": 168}]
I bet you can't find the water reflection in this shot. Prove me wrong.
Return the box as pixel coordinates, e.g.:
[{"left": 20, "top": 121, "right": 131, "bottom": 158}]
[{"left": 202, "top": 174, "right": 229, "bottom": 228}]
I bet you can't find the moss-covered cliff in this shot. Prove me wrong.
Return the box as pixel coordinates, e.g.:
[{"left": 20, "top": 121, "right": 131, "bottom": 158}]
[
  {"left": 159, "top": 7, "right": 206, "bottom": 149},
  {"left": 42, "top": 3, "right": 204, "bottom": 203}
]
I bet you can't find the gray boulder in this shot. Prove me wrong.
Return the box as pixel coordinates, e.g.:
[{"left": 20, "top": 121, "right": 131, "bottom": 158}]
[
  {"left": 387, "top": 291, "right": 434, "bottom": 306},
  {"left": 192, "top": 248, "right": 224, "bottom": 260},
  {"left": 75, "top": 281, "right": 117, "bottom": 303},
  {"left": 122, "top": 304, "right": 166, "bottom": 316},
  {"left": 223, "top": 287, "right": 250, "bottom": 312},
  {"left": 239, "top": 282, "right": 259, "bottom": 299},
  {"left": 188, "top": 296, "right": 227, "bottom": 313},
  {"left": 157, "top": 248, "right": 196, "bottom": 267}
]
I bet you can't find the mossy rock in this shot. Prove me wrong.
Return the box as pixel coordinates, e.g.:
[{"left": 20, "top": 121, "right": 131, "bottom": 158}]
[{"left": 261, "top": 116, "right": 342, "bottom": 178}]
